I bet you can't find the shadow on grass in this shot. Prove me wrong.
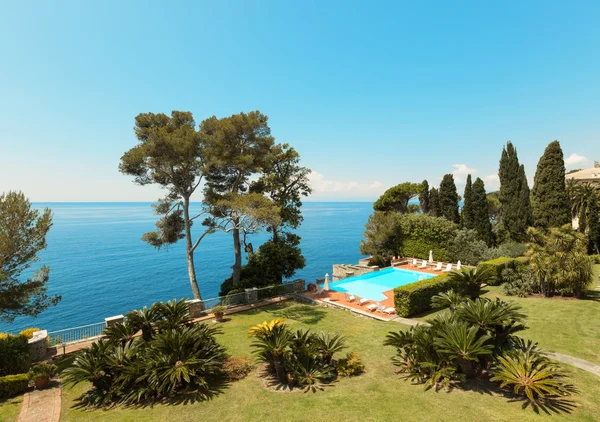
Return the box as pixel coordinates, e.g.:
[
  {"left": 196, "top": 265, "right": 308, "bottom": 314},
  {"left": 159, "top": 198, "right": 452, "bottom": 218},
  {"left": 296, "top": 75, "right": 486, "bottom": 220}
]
[
  {"left": 69, "top": 377, "right": 229, "bottom": 410},
  {"left": 582, "top": 289, "right": 600, "bottom": 302},
  {"left": 270, "top": 304, "right": 327, "bottom": 325}
]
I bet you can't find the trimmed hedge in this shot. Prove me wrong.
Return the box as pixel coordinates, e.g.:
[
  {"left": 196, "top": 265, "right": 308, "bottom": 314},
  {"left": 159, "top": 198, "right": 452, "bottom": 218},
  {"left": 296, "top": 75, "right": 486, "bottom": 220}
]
[
  {"left": 0, "top": 334, "right": 30, "bottom": 376},
  {"left": 478, "top": 257, "right": 529, "bottom": 285},
  {"left": 396, "top": 214, "right": 458, "bottom": 262},
  {"left": 394, "top": 273, "right": 459, "bottom": 317},
  {"left": 0, "top": 374, "right": 29, "bottom": 398}
]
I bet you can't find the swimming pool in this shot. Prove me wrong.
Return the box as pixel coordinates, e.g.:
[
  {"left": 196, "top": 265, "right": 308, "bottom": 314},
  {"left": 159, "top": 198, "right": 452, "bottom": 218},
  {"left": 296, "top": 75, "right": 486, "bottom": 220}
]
[{"left": 328, "top": 268, "right": 434, "bottom": 301}]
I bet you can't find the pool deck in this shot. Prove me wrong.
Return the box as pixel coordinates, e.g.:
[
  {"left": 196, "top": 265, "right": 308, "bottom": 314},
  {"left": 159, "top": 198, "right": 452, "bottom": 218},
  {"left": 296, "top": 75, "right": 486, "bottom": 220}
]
[{"left": 305, "top": 263, "right": 446, "bottom": 321}]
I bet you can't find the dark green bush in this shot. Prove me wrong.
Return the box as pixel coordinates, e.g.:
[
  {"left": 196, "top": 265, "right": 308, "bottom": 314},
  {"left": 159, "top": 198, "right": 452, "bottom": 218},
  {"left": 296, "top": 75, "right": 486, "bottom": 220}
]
[
  {"left": 396, "top": 214, "right": 458, "bottom": 262},
  {"left": 477, "top": 257, "right": 528, "bottom": 286},
  {"left": 393, "top": 274, "right": 459, "bottom": 317},
  {"left": 0, "top": 334, "right": 30, "bottom": 376},
  {"left": 0, "top": 374, "right": 29, "bottom": 398}
]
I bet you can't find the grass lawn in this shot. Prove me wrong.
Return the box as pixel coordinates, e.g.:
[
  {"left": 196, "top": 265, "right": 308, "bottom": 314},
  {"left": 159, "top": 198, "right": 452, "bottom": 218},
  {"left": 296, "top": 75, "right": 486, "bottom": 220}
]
[
  {"left": 0, "top": 396, "right": 23, "bottom": 421},
  {"left": 60, "top": 300, "right": 600, "bottom": 422}
]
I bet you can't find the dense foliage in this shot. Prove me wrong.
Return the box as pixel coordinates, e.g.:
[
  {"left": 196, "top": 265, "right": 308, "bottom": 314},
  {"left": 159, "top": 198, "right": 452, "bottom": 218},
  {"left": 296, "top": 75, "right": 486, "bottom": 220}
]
[
  {"left": 248, "top": 319, "right": 360, "bottom": 390},
  {"left": 498, "top": 142, "right": 532, "bottom": 242},
  {"left": 0, "top": 191, "right": 60, "bottom": 321},
  {"left": 461, "top": 175, "right": 474, "bottom": 229},
  {"left": 418, "top": 180, "right": 430, "bottom": 214},
  {"left": 471, "top": 178, "right": 493, "bottom": 245},
  {"left": 0, "top": 374, "right": 29, "bottom": 399},
  {"left": 477, "top": 257, "right": 528, "bottom": 286},
  {"left": 396, "top": 214, "right": 458, "bottom": 261},
  {"left": 385, "top": 297, "right": 574, "bottom": 408},
  {"left": 373, "top": 182, "right": 423, "bottom": 213},
  {"left": 527, "top": 226, "right": 594, "bottom": 298},
  {"left": 0, "top": 333, "right": 30, "bottom": 376},
  {"left": 63, "top": 299, "right": 228, "bottom": 407},
  {"left": 588, "top": 192, "right": 600, "bottom": 254},
  {"left": 438, "top": 174, "right": 460, "bottom": 223},
  {"left": 531, "top": 141, "right": 570, "bottom": 228}
]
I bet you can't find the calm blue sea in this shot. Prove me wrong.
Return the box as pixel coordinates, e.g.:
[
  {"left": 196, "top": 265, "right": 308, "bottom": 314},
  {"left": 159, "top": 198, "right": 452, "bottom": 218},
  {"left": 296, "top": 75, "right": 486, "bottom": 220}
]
[{"left": 0, "top": 202, "right": 372, "bottom": 333}]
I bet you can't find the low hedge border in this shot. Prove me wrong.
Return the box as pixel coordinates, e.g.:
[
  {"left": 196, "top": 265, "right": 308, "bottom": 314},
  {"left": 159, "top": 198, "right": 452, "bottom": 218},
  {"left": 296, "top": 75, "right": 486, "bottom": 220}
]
[
  {"left": 0, "top": 373, "right": 29, "bottom": 398},
  {"left": 394, "top": 273, "right": 460, "bottom": 317},
  {"left": 477, "top": 257, "right": 529, "bottom": 285}
]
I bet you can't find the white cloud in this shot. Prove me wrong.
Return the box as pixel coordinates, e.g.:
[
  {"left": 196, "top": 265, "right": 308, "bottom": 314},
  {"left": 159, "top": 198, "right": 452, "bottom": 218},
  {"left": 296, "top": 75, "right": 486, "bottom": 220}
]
[
  {"left": 564, "top": 153, "right": 589, "bottom": 169},
  {"left": 307, "top": 171, "right": 386, "bottom": 198},
  {"left": 451, "top": 164, "right": 477, "bottom": 184},
  {"left": 482, "top": 173, "right": 500, "bottom": 190}
]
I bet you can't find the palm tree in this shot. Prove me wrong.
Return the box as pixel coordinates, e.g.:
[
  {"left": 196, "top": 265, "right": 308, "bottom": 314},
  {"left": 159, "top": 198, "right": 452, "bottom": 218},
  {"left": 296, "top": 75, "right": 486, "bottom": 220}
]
[
  {"left": 125, "top": 306, "right": 159, "bottom": 341},
  {"left": 312, "top": 332, "right": 347, "bottom": 363},
  {"left": 154, "top": 298, "right": 192, "bottom": 330},
  {"left": 434, "top": 322, "right": 493, "bottom": 377},
  {"left": 430, "top": 289, "right": 466, "bottom": 310},
  {"left": 447, "top": 267, "right": 496, "bottom": 299},
  {"left": 250, "top": 324, "right": 293, "bottom": 382},
  {"left": 566, "top": 181, "right": 597, "bottom": 232}
]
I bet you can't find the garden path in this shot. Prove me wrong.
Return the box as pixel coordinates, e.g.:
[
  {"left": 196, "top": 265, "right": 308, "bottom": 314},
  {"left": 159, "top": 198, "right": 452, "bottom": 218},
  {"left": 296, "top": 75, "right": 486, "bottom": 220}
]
[{"left": 17, "top": 381, "right": 61, "bottom": 422}]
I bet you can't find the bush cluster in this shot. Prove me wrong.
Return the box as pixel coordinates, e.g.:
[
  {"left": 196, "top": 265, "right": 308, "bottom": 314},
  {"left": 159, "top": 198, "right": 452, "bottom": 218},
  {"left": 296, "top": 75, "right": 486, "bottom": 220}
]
[
  {"left": 393, "top": 274, "right": 459, "bottom": 317},
  {"left": 0, "top": 374, "right": 29, "bottom": 398},
  {"left": 248, "top": 319, "right": 360, "bottom": 390},
  {"left": 386, "top": 295, "right": 575, "bottom": 408},
  {"left": 62, "top": 299, "right": 227, "bottom": 407},
  {"left": 222, "top": 356, "right": 254, "bottom": 381},
  {"left": 335, "top": 352, "right": 365, "bottom": 377},
  {"left": 0, "top": 334, "right": 30, "bottom": 376},
  {"left": 477, "top": 257, "right": 528, "bottom": 286},
  {"left": 500, "top": 268, "right": 537, "bottom": 297}
]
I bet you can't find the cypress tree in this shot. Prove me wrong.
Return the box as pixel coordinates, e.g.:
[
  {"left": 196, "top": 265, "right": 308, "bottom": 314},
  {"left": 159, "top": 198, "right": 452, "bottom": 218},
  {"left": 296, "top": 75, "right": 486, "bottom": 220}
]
[
  {"left": 439, "top": 174, "right": 460, "bottom": 223},
  {"left": 429, "top": 187, "right": 440, "bottom": 217},
  {"left": 498, "top": 142, "right": 532, "bottom": 242},
  {"left": 419, "top": 180, "right": 430, "bottom": 214},
  {"left": 588, "top": 193, "right": 600, "bottom": 254},
  {"left": 531, "top": 140, "right": 570, "bottom": 228},
  {"left": 461, "top": 174, "right": 474, "bottom": 229},
  {"left": 471, "top": 177, "right": 493, "bottom": 245}
]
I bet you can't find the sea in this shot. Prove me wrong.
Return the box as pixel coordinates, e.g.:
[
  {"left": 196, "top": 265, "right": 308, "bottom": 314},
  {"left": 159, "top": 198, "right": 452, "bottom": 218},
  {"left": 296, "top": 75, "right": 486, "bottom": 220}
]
[{"left": 0, "top": 202, "right": 373, "bottom": 333}]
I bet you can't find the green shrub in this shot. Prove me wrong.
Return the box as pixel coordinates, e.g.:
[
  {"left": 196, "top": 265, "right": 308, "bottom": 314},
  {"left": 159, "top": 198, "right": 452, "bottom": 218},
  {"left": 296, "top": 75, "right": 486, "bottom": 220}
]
[
  {"left": 0, "top": 374, "right": 29, "bottom": 398},
  {"left": 336, "top": 352, "right": 365, "bottom": 377},
  {"left": 590, "top": 254, "right": 600, "bottom": 264},
  {"left": 19, "top": 328, "right": 40, "bottom": 340},
  {"left": 477, "top": 257, "right": 528, "bottom": 286},
  {"left": 396, "top": 214, "right": 458, "bottom": 262},
  {"left": 393, "top": 274, "right": 459, "bottom": 317},
  {"left": 28, "top": 363, "right": 57, "bottom": 381},
  {"left": 0, "top": 334, "right": 30, "bottom": 376}
]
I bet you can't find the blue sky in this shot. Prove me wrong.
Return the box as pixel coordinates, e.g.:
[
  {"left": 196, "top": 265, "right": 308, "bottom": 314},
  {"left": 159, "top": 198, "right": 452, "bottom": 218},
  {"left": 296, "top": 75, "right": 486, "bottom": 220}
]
[{"left": 1, "top": 1, "right": 599, "bottom": 201}]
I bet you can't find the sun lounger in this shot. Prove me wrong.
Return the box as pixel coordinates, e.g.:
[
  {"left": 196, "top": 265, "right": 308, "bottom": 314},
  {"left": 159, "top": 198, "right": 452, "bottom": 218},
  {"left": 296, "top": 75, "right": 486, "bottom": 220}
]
[
  {"left": 365, "top": 303, "right": 378, "bottom": 312},
  {"left": 376, "top": 303, "right": 385, "bottom": 313},
  {"left": 411, "top": 258, "right": 418, "bottom": 267},
  {"left": 442, "top": 263, "right": 453, "bottom": 272},
  {"left": 383, "top": 307, "right": 396, "bottom": 315},
  {"left": 359, "top": 298, "right": 369, "bottom": 305},
  {"left": 434, "top": 262, "right": 442, "bottom": 271},
  {"left": 344, "top": 293, "right": 356, "bottom": 302},
  {"left": 316, "top": 284, "right": 324, "bottom": 295},
  {"left": 418, "top": 260, "right": 428, "bottom": 269}
]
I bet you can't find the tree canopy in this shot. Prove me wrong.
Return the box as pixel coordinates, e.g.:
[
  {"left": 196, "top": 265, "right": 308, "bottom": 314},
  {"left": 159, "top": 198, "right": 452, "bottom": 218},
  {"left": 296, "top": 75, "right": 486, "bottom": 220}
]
[
  {"left": 438, "top": 174, "right": 460, "bottom": 223},
  {"left": 531, "top": 140, "right": 570, "bottom": 228},
  {"left": 119, "top": 111, "right": 210, "bottom": 300},
  {"left": 498, "top": 142, "right": 532, "bottom": 242},
  {"left": 471, "top": 177, "right": 493, "bottom": 245},
  {"left": 373, "top": 182, "right": 423, "bottom": 213},
  {"left": 419, "top": 180, "right": 430, "bottom": 214},
  {"left": 461, "top": 174, "right": 474, "bottom": 229},
  {"left": 0, "top": 191, "right": 60, "bottom": 322}
]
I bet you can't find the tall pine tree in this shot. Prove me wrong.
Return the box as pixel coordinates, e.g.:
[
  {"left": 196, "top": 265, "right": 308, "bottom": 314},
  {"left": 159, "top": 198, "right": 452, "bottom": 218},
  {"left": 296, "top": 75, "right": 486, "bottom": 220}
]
[
  {"left": 461, "top": 174, "right": 474, "bottom": 228},
  {"left": 471, "top": 177, "right": 493, "bottom": 245},
  {"left": 429, "top": 187, "right": 440, "bottom": 217},
  {"left": 531, "top": 140, "right": 570, "bottom": 228},
  {"left": 439, "top": 174, "right": 460, "bottom": 223},
  {"left": 588, "top": 193, "right": 600, "bottom": 254},
  {"left": 498, "top": 142, "right": 532, "bottom": 242},
  {"left": 419, "top": 180, "right": 430, "bottom": 214}
]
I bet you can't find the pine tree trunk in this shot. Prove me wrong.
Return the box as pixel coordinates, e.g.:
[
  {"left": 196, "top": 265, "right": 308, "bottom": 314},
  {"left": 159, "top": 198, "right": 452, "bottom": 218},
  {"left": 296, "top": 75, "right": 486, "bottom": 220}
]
[
  {"left": 183, "top": 198, "right": 202, "bottom": 300},
  {"left": 232, "top": 221, "right": 242, "bottom": 287}
]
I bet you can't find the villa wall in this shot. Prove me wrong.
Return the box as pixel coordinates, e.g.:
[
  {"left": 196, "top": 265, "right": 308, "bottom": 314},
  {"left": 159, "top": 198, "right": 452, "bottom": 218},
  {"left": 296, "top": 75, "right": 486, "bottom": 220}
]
[{"left": 332, "top": 264, "right": 379, "bottom": 280}]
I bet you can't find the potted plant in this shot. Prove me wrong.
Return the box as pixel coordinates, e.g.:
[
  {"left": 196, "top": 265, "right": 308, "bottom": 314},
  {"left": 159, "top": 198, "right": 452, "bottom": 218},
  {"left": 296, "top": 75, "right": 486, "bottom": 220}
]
[
  {"left": 211, "top": 305, "right": 226, "bottom": 323},
  {"left": 29, "top": 363, "right": 57, "bottom": 389}
]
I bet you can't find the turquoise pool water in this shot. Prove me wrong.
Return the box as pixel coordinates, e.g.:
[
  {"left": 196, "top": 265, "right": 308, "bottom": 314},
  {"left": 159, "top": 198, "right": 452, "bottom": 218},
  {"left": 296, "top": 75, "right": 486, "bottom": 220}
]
[{"left": 328, "top": 268, "right": 434, "bottom": 301}]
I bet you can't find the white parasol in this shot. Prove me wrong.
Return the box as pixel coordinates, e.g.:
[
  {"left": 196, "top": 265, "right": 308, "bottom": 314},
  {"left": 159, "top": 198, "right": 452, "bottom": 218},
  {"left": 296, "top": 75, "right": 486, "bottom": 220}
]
[
  {"left": 324, "top": 273, "right": 330, "bottom": 291},
  {"left": 428, "top": 250, "right": 433, "bottom": 263}
]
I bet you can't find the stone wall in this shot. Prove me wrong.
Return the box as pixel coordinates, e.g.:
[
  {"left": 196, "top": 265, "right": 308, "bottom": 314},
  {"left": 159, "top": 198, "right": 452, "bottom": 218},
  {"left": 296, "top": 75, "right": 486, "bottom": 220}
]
[
  {"left": 332, "top": 264, "right": 379, "bottom": 280},
  {"left": 28, "top": 330, "right": 48, "bottom": 362}
]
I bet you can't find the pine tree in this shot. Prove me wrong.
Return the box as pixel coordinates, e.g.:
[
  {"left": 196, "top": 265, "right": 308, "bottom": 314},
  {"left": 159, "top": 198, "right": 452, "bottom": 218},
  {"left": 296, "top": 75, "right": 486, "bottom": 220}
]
[
  {"left": 531, "top": 140, "right": 570, "bottom": 228},
  {"left": 471, "top": 177, "right": 493, "bottom": 245},
  {"left": 461, "top": 174, "right": 474, "bottom": 228},
  {"left": 587, "top": 193, "right": 600, "bottom": 254},
  {"left": 419, "top": 180, "right": 430, "bottom": 214},
  {"left": 429, "top": 187, "right": 440, "bottom": 217},
  {"left": 498, "top": 142, "right": 532, "bottom": 242},
  {"left": 438, "top": 174, "right": 460, "bottom": 223}
]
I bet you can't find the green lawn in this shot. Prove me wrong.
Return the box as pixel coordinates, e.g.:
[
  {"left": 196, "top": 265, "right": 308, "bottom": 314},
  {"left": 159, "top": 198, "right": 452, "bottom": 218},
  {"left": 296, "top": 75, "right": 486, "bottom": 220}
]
[
  {"left": 415, "top": 284, "right": 600, "bottom": 367},
  {"left": 60, "top": 301, "right": 600, "bottom": 422},
  {"left": 0, "top": 396, "right": 23, "bottom": 421}
]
